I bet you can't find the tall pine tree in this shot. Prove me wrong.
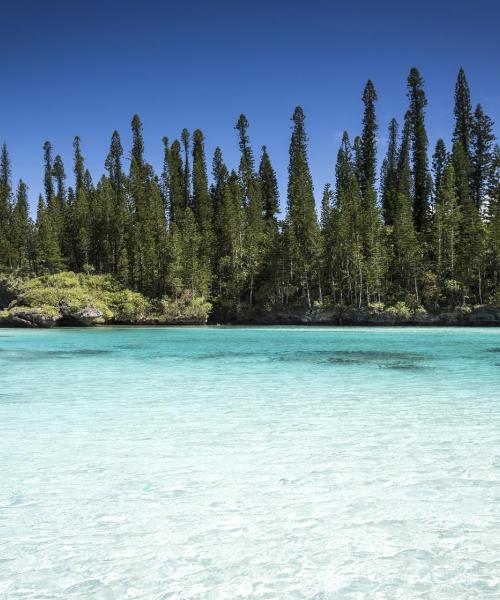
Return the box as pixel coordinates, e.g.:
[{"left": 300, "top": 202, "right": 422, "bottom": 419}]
[
  {"left": 407, "top": 68, "right": 431, "bottom": 231},
  {"left": 286, "top": 107, "right": 319, "bottom": 308}
]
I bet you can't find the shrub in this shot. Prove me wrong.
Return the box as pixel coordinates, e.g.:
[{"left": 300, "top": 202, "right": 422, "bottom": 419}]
[
  {"left": 160, "top": 289, "right": 212, "bottom": 321},
  {"left": 386, "top": 301, "right": 412, "bottom": 320},
  {"left": 4, "top": 272, "right": 212, "bottom": 324},
  {"left": 487, "top": 289, "right": 500, "bottom": 306},
  {"left": 368, "top": 301, "right": 385, "bottom": 313}
]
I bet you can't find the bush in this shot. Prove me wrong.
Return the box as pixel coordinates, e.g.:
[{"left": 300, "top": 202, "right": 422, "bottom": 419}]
[
  {"left": 444, "top": 279, "right": 462, "bottom": 305},
  {"left": 4, "top": 272, "right": 212, "bottom": 324},
  {"left": 368, "top": 301, "right": 385, "bottom": 313},
  {"left": 487, "top": 289, "right": 500, "bottom": 306},
  {"left": 14, "top": 272, "right": 116, "bottom": 320},
  {"left": 386, "top": 301, "right": 412, "bottom": 320},
  {"left": 110, "top": 289, "right": 150, "bottom": 322},
  {"left": 159, "top": 289, "right": 212, "bottom": 321}
]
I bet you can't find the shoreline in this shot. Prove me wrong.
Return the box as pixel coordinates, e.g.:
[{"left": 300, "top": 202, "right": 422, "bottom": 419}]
[{"left": 2, "top": 306, "right": 500, "bottom": 328}]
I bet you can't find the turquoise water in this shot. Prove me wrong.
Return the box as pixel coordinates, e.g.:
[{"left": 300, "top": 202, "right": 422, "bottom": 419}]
[{"left": 1, "top": 327, "right": 500, "bottom": 599}]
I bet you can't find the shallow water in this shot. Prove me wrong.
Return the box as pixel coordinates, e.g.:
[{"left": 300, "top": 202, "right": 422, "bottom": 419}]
[{"left": 1, "top": 326, "right": 499, "bottom": 599}]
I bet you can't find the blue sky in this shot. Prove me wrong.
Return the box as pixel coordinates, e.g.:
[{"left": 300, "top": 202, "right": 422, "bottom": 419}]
[{"left": 1, "top": 0, "right": 499, "bottom": 214}]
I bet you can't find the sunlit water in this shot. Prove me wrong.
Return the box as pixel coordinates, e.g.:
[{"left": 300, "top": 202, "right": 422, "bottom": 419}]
[{"left": 1, "top": 327, "right": 500, "bottom": 599}]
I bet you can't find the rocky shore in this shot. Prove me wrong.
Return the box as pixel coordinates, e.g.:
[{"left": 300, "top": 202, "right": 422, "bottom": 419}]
[
  {"left": 0, "top": 305, "right": 209, "bottom": 327},
  {"left": 0, "top": 272, "right": 211, "bottom": 328},
  {"left": 2, "top": 272, "right": 500, "bottom": 328},
  {"left": 210, "top": 304, "right": 500, "bottom": 327}
]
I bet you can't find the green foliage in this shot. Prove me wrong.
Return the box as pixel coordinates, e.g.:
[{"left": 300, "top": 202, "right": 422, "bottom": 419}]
[
  {"left": 287, "top": 107, "right": 319, "bottom": 308},
  {"left": 0, "top": 69, "right": 499, "bottom": 321},
  {"left": 407, "top": 68, "right": 430, "bottom": 231},
  {"left": 14, "top": 272, "right": 115, "bottom": 319},
  {"left": 8, "top": 271, "right": 151, "bottom": 322},
  {"left": 386, "top": 301, "right": 412, "bottom": 320},
  {"left": 159, "top": 290, "right": 212, "bottom": 322}
]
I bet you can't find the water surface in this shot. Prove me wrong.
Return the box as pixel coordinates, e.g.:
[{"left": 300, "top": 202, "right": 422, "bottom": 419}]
[{"left": 1, "top": 327, "right": 499, "bottom": 598}]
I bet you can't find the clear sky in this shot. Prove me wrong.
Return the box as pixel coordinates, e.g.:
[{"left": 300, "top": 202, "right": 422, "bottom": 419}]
[{"left": 2, "top": 0, "right": 499, "bottom": 214}]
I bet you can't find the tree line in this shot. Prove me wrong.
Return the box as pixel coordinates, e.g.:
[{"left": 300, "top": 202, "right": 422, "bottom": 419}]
[{"left": 1, "top": 67, "right": 499, "bottom": 314}]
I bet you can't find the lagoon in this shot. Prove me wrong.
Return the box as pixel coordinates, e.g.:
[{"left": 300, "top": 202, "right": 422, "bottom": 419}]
[{"left": 1, "top": 327, "right": 499, "bottom": 598}]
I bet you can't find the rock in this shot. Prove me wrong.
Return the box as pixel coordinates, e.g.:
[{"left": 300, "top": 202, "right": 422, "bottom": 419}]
[
  {"left": 465, "top": 306, "right": 500, "bottom": 325},
  {"left": 9, "top": 309, "right": 61, "bottom": 328},
  {"left": 0, "top": 313, "right": 34, "bottom": 327},
  {"left": 135, "top": 314, "right": 208, "bottom": 326},
  {"left": 412, "top": 311, "right": 447, "bottom": 325},
  {"left": 0, "top": 281, "right": 16, "bottom": 311},
  {"left": 69, "top": 306, "right": 104, "bottom": 326},
  {"left": 59, "top": 301, "right": 104, "bottom": 326}
]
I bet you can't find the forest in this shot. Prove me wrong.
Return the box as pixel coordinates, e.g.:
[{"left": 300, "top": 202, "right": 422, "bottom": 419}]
[{"left": 1, "top": 67, "right": 499, "bottom": 318}]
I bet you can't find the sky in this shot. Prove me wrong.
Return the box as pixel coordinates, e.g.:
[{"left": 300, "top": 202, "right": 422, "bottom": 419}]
[{"left": 1, "top": 0, "right": 500, "bottom": 215}]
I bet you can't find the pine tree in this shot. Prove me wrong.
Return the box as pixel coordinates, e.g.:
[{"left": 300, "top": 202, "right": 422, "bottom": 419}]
[
  {"left": 161, "top": 136, "right": 171, "bottom": 216},
  {"left": 128, "top": 115, "right": 157, "bottom": 293},
  {"left": 147, "top": 175, "right": 169, "bottom": 297},
  {"left": 487, "top": 146, "right": 500, "bottom": 294},
  {"left": 73, "top": 136, "right": 85, "bottom": 195},
  {"left": 210, "top": 147, "right": 230, "bottom": 299},
  {"left": 235, "top": 114, "right": 255, "bottom": 205},
  {"left": 384, "top": 109, "right": 421, "bottom": 301},
  {"left": 125, "top": 116, "right": 169, "bottom": 296},
  {"left": 453, "top": 68, "right": 473, "bottom": 161},
  {"left": 332, "top": 133, "right": 364, "bottom": 306},
  {"left": 173, "top": 206, "right": 207, "bottom": 298},
  {"left": 259, "top": 145, "right": 279, "bottom": 221},
  {"left": 432, "top": 163, "right": 461, "bottom": 306},
  {"left": 191, "top": 129, "right": 214, "bottom": 289},
  {"left": 234, "top": 114, "right": 265, "bottom": 304},
  {"left": 168, "top": 140, "right": 185, "bottom": 222},
  {"left": 210, "top": 146, "right": 228, "bottom": 221},
  {"left": 216, "top": 171, "right": 245, "bottom": 310},
  {"left": 287, "top": 107, "right": 319, "bottom": 307},
  {"left": 0, "top": 144, "right": 13, "bottom": 269},
  {"left": 358, "top": 80, "right": 385, "bottom": 302},
  {"left": 391, "top": 186, "right": 421, "bottom": 301},
  {"left": 105, "top": 130, "right": 129, "bottom": 280},
  {"left": 53, "top": 154, "right": 66, "bottom": 207},
  {"left": 360, "top": 80, "right": 378, "bottom": 199},
  {"left": 471, "top": 104, "right": 495, "bottom": 208},
  {"left": 458, "top": 195, "right": 487, "bottom": 303},
  {"left": 181, "top": 128, "right": 191, "bottom": 209},
  {"left": 52, "top": 154, "right": 73, "bottom": 261},
  {"left": 10, "top": 180, "right": 31, "bottom": 271},
  {"left": 43, "top": 142, "right": 65, "bottom": 251},
  {"left": 353, "top": 135, "right": 363, "bottom": 185},
  {"left": 407, "top": 68, "right": 431, "bottom": 231},
  {"left": 72, "top": 186, "right": 90, "bottom": 271},
  {"left": 43, "top": 141, "right": 54, "bottom": 202},
  {"left": 91, "top": 176, "right": 114, "bottom": 273},
  {"left": 336, "top": 132, "right": 354, "bottom": 196},
  {"left": 34, "top": 195, "right": 63, "bottom": 273},
  {"left": 68, "top": 137, "right": 90, "bottom": 271},
  {"left": 452, "top": 140, "right": 472, "bottom": 205},
  {"left": 319, "top": 183, "right": 334, "bottom": 302},
  {"left": 381, "top": 118, "right": 399, "bottom": 225},
  {"left": 257, "top": 145, "right": 281, "bottom": 305},
  {"left": 432, "top": 139, "right": 448, "bottom": 199}
]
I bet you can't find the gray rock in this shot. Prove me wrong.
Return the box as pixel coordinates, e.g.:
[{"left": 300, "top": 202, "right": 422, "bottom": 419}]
[
  {"left": 465, "top": 306, "right": 500, "bottom": 325},
  {"left": 58, "top": 301, "right": 104, "bottom": 326},
  {"left": 0, "top": 313, "right": 34, "bottom": 327},
  {"left": 70, "top": 306, "right": 104, "bottom": 326},
  {"left": 10, "top": 309, "right": 60, "bottom": 328}
]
